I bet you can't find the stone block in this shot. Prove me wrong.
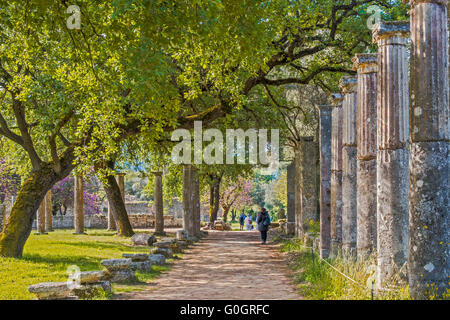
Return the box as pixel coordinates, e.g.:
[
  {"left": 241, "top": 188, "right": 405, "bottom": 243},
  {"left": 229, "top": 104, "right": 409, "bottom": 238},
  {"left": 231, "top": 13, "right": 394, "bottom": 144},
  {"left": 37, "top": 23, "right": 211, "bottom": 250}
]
[
  {"left": 101, "top": 258, "right": 132, "bottom": 271},
  {"left": 148, "top": 254, "right": 166, "bottom": 265}
]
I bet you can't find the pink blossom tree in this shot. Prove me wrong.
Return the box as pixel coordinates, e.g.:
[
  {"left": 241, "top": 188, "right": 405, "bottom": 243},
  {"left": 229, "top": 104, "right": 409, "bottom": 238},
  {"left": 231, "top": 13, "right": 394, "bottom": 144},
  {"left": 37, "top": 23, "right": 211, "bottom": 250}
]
[{"left": 219, "top": 178, "right": 253, "bottom": 222}]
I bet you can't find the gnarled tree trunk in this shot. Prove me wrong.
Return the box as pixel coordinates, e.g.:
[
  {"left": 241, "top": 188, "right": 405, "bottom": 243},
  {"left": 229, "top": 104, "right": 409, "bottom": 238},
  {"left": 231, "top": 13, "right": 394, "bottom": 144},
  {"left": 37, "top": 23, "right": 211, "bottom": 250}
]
[
  {"left": 0, "top": 160, "right": 73, "bottom": 258},
  {"left": 103, "top": 173, "right": 134, "bottom": 237}
]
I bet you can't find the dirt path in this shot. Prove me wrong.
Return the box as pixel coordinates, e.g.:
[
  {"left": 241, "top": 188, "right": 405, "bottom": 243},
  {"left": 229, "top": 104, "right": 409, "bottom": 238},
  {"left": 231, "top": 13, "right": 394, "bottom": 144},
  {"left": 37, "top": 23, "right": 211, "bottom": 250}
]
[{"left": 117, "top": 230, "right": 302, "bottom": 300}]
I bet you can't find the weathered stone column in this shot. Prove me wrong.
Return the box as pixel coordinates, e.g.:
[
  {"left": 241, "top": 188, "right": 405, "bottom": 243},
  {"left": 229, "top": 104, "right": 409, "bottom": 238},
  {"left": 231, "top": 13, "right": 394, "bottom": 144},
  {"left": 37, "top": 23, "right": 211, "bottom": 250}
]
[
  {"left": 182, "top": 165, "right": 194, "bottom": 236},
  {"left": 35, "top": 199, "right": 47, "bottom": 235},
  {"left": 408, "top": 0, "right": 449, "bottom": 299},
  {"left": 373, "top": 21, "right": 410, "bottom": 288},
  {"left": 73, "top": 174, "right": 85, "bottom": 234},
  {"left": 330, "top": 93, "right": 344, "bottom": 256},
  {"left": 192, "top": 167, "right": 201, "bottom": 236},
  {"left": 286, "top": 162, "right": 296, "bottom": 235},
  {"left": 353, "top": 53, "right": 378, "bottom": 257},
  {"left": 318, "top": 105, "right": 333, "bottom": 259},
  {"left": 153, "top": 172, "right": 165, "bottom": 236},
  {"left": 340, "top": 77, "right": 358, "bottom": 255},
  {"left": 45, "top": 190, "right": 53, "bottom": 232},
  {"left": 295, "top": 137, "right": 318, "bottom": 240}
]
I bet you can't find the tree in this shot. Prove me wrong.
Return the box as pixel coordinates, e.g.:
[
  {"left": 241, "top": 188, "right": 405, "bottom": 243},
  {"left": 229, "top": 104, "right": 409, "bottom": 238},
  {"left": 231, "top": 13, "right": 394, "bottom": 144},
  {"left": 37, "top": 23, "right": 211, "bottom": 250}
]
[
  {"left": 219, "top": 177, "right": 253, "bottom": 222},
  {"left": 51, "top": 174, "right": 102, "bottom": 216}
]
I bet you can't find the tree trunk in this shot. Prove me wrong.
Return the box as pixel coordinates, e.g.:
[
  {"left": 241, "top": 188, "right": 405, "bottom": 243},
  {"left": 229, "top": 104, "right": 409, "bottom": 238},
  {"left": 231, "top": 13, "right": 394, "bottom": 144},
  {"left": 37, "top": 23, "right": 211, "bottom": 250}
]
[
  {"left": 153, "top": 172, "right": 165, "bottom": 236},
  {"left": 0, "top": 162, "right": 72, "bottom": 258},
  {"left": 213, "top": 181, "right": 220, "bottom": 221},
  {"left": 209, "top": 183, "right": 215, "bottom": 223},
  {"left": 103, "top": 173, "right": 134, "bottom": 237},
  {"left": 222, "top": 206, "right": 230, "bottom": 222}
]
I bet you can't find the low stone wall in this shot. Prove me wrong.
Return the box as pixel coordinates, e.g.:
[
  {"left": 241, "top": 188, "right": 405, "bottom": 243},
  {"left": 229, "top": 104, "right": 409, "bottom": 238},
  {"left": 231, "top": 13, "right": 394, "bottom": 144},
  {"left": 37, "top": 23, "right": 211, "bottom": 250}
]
[
  {"left": 32, "top": 214, "right": 182, "bottom": 230},
  {"left": 125, "top": 202, "right": 152, "bottom": 215}
]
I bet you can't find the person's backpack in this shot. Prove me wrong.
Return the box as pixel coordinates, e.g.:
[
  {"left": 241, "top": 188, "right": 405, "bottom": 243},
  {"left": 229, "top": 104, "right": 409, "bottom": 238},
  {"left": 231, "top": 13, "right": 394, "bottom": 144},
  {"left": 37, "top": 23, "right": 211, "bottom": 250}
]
[
  {"left": 263, "top": 214, "right": 271, "bottom": 227},
  {"left": 239, "top": 215, "right": 245, "bottom": 224}
]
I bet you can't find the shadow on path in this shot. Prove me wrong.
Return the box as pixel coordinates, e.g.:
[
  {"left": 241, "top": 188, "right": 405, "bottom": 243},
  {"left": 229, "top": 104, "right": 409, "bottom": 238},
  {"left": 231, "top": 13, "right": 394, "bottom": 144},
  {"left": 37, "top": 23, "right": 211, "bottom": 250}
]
[{"left": 115, "top": 231, "right": 302, "bottom": 300}]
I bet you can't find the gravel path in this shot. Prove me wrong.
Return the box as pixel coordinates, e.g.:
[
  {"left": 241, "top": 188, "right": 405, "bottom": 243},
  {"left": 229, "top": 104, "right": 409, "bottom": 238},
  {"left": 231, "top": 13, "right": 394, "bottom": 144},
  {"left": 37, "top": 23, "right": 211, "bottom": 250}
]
[{"left": 116, "top": 230, "right": 302, "bottom": 300}]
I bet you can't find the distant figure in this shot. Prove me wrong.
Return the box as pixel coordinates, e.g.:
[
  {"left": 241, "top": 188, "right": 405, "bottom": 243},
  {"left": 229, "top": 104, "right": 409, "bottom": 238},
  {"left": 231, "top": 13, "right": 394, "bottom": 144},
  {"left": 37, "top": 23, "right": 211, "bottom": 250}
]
[
  {"left": 244, "top": 214, "right": 253, "bottom": 231},
  {"left": 239, "top": 213, "right": 246, "bottom": 231},
  {"left": 256, "top": 207, "right": 271, "bottom": 244}
]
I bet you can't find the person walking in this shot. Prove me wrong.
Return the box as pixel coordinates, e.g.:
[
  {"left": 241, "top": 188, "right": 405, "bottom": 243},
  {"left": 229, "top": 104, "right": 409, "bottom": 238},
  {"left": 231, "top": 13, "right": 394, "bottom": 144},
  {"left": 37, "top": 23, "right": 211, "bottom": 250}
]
[
  {"left": 256, "top": 207, "right": 271, "bottom": 244},
  {"left": 244, "top": 213, "right": 253, "bottom": 231},
  {"left": 239, "top": 212, "right": 246, "bottom": 231}
]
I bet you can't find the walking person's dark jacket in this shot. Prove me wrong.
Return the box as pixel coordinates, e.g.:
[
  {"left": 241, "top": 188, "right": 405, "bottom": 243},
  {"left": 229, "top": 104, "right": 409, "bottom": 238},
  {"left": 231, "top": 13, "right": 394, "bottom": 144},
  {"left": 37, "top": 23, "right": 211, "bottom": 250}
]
[{"left": 257, "top": 210, "right": 270, "bottom": 232}]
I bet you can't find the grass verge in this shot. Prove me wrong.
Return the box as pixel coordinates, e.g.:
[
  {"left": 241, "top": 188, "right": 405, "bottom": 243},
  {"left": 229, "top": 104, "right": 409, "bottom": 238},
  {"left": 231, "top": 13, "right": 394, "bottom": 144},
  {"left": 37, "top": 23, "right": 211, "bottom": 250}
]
[
  {"left": 272, "top": 233, "right": 410, "bottom": 300},
  {"left": 0, "top": 229, "right": 175, "bottom": 300}
]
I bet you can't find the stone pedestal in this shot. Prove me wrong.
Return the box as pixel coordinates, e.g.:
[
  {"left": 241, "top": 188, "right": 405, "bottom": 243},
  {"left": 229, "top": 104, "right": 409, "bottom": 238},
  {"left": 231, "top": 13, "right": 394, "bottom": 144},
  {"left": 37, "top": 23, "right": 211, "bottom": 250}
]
[
  {"left": 340, "top": 77, "right": 358, "bottom": 255},
  {"left": 373, "top": 21, "right": 410, "bottom": 288},
  {"left": 318, "top": 105, "right": 332, "bottom": 259},
  {"left": 353, "top": 53, "right": 378, "bottom": 257},
  {"left": 73, "top": 175, "right": 85, "bottom": 234},
  {"left": 330, "top": 93, "right": 344, "bottom": 256},
  {"left": 408, "top": 0, "right": 450, "bottom": 299}
]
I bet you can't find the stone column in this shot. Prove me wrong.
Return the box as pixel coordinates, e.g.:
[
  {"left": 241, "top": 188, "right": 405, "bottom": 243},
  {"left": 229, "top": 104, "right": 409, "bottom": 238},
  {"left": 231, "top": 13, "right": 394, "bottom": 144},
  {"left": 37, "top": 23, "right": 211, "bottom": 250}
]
[
  {"left": 295, "top": 137, "right": 318, "bottom": 239},
  {"left": 318, "top": 105, "right": 333, "bottom": 259},
  {"left": 373, "top": 21, "right": 410, "bottom": 288},
  {"left": 340, "top": 77, "right": 358, "bottom": 255},
  {"left": 73, "top": 174, "right": 85, "bottom": 234},
  {"left": 192, "top": 167, "right": 201, "bottom": 236},
  {"left": 35, "top": 199, "right": 47, "bottom": 234},
  {"left": 0, "top": 203, "right": 4, "bottom": 232},
  {"left": 107, "top": 201, "right": 116, "bottom": 231},
  {"left": 182, "top": 165, "right": 194, "bottom": 236},
  {"left": 45, "top": 190, "right": 53, "bottom": 232},
  {"left": 153, "top": 172, "right": 165, "bottom": 236},
  {"left": 330, "top": 93, "right": 344, "bottom": 256},
  {"left": 286, "top": 162, "right": 296, "bottom": 235},
  {"left": 408, "top": 0, "right": 449, "bottom": 299},
  {"left": 353, "top": 53, "right": 378, "bottom": 257}
]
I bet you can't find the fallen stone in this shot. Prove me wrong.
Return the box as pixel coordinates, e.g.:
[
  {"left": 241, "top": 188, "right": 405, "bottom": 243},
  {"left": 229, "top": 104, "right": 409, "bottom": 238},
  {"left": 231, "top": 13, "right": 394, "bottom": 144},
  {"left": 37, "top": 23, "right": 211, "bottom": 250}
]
[
  {"left": 131, "top": 233, "right": 156, "bottom": 246},
  {"left": 176, "top": 230, "right": 188, "bottom": 240},
  {"left": 148, "top": 254, "right": 166, "bottom": 265},
  {"left": 109, "top": 270, "right": 135, "bottom": 283},
  {"left": 154, "top": 241, "right": 173, "bottom": 249},
  {"left": 101, "top": 258, "right": 132, "bottom": 271},
  {"left": 130, "top": 260, "right": 152, "bottom": 273},
  {"left": 176, "top": 240, "right": 189, "bottom": 248},
  {"left": 122, "top": 253, "right": 149, "bottom": 262},
  {"left": 72, "top": 281, "right": 111, "bottom": 299},
  {"left": 151, "top": 247, "right": 173, "bottom": 258},
  {"left": 78, "top": 271, "right": 111, "bottom": 284},
  {"left": 28, "top": 282, "right": 73, "bottom": 300},
  {"left": 215, "top": 224, "right": 224, "bottom": 231}
]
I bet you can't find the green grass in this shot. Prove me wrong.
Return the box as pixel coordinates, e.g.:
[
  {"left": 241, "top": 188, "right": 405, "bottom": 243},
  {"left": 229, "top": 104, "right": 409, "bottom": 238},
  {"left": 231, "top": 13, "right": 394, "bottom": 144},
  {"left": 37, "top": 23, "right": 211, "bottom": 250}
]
[
  {"left": 275, "top": 235, "right": 410, "bottom": 300},
  {"left": 0, "top": 229, "right": 175, "bottom": 300}
]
